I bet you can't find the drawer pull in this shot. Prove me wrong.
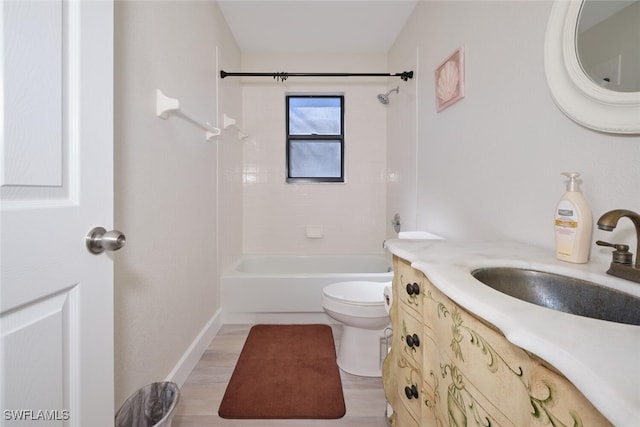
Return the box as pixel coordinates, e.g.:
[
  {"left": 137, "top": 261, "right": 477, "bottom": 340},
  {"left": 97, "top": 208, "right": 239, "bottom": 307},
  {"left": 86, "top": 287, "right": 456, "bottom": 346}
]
[
  {"left": 405, "top": 283, "right": 420, "bottom": 296},
  {"left": 413, "top": 334, "right": 420, "bottom": 347},
  {"left": 405, "top": 333, "right": 420, "bottom": 348},
  {"left": 404, "top": 386, "right": 412, "bottom": 399},
  {"left": 404, "top": 384, "right": 419, "bottom": 399}
]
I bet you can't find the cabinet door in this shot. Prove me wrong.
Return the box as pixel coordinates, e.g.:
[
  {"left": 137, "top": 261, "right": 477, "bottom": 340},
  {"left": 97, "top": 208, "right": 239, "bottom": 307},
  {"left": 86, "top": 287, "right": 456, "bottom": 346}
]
[
  {"left": 530, "top": 360, "right": 612, "bottom": 427},
  {"left": 422, "top": 276, "right": 533, "bottom": 426},
  {"left": 420, "top": 361, "right": 447, "bottom": 426}
]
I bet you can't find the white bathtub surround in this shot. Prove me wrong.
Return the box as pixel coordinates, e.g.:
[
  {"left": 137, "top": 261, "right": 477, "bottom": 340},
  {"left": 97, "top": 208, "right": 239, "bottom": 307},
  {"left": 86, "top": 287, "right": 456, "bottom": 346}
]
[
  {"left": 384, "top": 239, "right": 640, "bottom": 426},
  {"left": 221, "top": 254, "right": 393, "bottom": 323}
]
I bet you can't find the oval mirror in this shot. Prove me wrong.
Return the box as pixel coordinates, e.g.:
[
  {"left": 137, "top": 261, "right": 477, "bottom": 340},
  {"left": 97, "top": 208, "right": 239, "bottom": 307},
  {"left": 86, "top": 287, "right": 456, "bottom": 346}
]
[
  {"left": 576, "top": 1, "right": 640, "bottom": 93},
  {"left": 545, "top": 0, "right": 640, "bottom": 134}
]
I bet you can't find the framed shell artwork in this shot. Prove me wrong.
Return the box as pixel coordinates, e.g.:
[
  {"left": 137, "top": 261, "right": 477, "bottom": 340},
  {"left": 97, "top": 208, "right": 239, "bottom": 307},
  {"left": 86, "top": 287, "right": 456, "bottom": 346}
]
[{"left": 435, "top": 46, "right": 465, "bottom": 112}]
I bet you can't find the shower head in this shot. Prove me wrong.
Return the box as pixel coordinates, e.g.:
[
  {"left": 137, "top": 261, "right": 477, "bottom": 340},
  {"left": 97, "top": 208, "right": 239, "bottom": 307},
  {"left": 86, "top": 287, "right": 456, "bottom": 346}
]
[
  {"left": 377, "top": 93, "right": 390, "bottom": 104},
  {"left": 377, "top": 86, "right": 399, "bottom": 104}
]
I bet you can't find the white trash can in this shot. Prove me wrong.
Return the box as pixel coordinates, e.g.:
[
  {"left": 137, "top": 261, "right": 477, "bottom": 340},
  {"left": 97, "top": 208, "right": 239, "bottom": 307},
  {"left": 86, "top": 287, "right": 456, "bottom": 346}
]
[{"left": 115, "top": 382, "right": 180, "bottom": 427}]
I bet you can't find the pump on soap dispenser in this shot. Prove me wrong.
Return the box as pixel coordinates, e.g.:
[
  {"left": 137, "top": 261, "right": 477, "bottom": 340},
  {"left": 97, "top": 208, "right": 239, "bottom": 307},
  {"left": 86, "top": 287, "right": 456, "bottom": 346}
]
[{"left": 554, "top": 172, "right": 593, "bottom": 263}]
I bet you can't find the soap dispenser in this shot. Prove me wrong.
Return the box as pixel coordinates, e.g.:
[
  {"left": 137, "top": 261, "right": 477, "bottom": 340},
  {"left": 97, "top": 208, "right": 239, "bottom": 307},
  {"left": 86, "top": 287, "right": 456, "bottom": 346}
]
[{"left": 554, "top": 172, "right": 593, "bottom": 263}]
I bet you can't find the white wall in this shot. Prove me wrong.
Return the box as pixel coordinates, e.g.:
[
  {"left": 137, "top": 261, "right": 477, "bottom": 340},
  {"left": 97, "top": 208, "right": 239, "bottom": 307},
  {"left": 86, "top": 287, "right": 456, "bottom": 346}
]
[
  {"left": 388, "top": 1, "right": 640, "bottom": 264},
  {"left": 241, "top": 54, "right": 389, "bottom": 255},
  {"left": 114, "top": 0, "right": 240, "bottom": 407}
]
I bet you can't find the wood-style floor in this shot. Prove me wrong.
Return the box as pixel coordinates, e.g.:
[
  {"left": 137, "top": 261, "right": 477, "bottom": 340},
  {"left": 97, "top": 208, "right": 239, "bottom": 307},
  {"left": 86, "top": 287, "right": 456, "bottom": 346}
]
[{"left": 173, "top": 324, "right": 388, "bottom": 427}]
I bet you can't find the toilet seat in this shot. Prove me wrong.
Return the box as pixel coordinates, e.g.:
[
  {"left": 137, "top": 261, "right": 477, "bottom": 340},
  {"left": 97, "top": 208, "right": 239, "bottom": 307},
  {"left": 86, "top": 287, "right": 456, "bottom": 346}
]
[
  {"left": 322, "top": 281, "right": 388, "bottom": 306},
  {"left": 322, "top": 281, "right": 390, "bottom": 320}
]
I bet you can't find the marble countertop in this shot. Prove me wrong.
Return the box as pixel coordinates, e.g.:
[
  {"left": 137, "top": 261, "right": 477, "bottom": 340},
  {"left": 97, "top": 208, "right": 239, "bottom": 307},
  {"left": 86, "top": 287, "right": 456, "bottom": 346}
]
[{"left": 384, "top": 239, "right": 640, "bottom": 427}]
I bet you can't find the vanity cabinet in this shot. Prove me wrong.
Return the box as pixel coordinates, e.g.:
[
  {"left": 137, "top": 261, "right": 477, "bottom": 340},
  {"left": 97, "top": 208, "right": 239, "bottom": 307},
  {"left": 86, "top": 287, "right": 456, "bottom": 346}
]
[{"left": 383, "top": 256, "right": 612, "bottom": 427}]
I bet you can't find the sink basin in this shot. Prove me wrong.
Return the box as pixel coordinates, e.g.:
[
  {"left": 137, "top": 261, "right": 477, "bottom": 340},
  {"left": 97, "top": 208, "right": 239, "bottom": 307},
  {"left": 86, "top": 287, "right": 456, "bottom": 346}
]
[{"left": 471, "top": 267, "right": 640, "bottom": 326}]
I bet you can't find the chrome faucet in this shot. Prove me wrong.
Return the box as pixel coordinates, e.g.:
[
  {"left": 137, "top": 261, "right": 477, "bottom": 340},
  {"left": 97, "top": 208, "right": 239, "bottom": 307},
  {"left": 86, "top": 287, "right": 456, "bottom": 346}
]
[{"left": 596, "top": 209, "right": 640, "bottom": 284}]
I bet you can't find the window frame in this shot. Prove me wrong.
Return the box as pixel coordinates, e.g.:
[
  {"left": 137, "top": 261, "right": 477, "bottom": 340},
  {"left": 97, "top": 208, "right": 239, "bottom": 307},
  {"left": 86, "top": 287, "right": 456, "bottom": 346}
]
[{"left": 285, "top": 94, "right": 345, "bottom": 183}]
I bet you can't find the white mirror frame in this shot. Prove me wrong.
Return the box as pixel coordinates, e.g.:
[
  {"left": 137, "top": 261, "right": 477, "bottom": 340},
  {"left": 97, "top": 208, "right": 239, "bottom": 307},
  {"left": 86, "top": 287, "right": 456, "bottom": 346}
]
[{"left": 544, "top": 0, "right": 640, "bottom": 134}]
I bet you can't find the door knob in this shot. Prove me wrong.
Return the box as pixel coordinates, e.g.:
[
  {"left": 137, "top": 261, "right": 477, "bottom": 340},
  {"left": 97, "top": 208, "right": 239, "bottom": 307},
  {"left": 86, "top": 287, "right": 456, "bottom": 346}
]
[{"left": 86, "top": 227, "right": 126, "bottom": 254}]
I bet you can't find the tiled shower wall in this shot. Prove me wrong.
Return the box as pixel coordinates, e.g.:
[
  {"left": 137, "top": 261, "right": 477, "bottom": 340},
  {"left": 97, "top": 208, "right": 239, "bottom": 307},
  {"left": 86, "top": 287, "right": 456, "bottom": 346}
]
[{"left": 240, "top": 54, "right": 390, "bottom": 255}]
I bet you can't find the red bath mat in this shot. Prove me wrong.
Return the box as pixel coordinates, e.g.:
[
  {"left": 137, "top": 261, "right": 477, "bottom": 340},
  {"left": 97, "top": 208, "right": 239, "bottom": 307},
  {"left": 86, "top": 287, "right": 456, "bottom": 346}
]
[{"left": 218, "top": 324, "right": 346, "bottom": 419}]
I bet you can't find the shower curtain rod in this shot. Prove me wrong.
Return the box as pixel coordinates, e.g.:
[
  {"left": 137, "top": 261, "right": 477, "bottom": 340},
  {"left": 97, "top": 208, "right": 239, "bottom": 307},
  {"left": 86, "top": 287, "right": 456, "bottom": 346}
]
[{"left": 219, "top": 70, "right": 413, "bottom": 82}]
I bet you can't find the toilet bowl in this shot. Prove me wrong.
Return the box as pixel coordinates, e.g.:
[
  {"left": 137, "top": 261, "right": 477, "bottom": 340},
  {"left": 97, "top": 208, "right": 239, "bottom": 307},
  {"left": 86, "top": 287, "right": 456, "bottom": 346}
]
[{"left": 322, "top": 281, "right": 391, "bottom": 377}]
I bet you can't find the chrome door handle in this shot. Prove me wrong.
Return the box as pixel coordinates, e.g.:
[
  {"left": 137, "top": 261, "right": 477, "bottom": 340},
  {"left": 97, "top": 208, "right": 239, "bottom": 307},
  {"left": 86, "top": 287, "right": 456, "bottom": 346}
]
[{"left": 86, "top": 227, "right": 126, "bottom": 254}]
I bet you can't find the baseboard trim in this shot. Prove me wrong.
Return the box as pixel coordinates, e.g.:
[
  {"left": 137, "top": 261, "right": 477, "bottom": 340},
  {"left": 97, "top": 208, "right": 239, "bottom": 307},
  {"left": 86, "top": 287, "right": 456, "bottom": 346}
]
[{"left": 165, "top": 308, "right": 223, "bottom": 387}]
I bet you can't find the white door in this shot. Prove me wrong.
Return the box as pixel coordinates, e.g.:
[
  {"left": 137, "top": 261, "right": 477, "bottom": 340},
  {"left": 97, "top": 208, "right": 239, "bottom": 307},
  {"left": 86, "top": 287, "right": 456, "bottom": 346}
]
[{"left": 1, "top": 1, "right": 115, "bottom": 426}]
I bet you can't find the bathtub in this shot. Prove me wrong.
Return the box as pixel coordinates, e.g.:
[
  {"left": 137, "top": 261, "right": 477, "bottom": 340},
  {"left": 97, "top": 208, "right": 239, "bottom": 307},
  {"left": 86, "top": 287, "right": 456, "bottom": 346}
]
[{"left": 221, "top": 254, "right": 393, "bottom": 316}]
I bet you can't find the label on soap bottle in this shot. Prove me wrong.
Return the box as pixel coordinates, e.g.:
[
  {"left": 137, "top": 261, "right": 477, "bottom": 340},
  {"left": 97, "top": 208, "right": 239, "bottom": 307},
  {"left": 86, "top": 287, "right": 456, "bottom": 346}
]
[{"left": 555, "top": 200, "right": 577, "bottom": 257}]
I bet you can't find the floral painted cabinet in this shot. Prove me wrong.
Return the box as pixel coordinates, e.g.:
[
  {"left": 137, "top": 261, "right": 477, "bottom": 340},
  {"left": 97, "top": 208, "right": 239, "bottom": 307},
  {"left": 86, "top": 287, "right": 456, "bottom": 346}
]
[{"left": 383, "top": 256, "right": 612, "bottom": 427}]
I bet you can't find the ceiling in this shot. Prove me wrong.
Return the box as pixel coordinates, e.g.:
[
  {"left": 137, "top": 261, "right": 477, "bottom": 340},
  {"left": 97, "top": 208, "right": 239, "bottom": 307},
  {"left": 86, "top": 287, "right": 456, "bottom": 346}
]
[{"left": 217, "top": 0, "right": 419, "bottom": 54}]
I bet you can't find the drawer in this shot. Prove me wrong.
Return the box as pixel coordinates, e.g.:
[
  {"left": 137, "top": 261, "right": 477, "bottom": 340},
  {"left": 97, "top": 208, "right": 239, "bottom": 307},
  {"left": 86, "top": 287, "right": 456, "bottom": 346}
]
[
  {"left": 395, "top": 355, "right": 422, "bottom": 422},
  {"left": 398, "top": 306, "right": 423, "bottom": 368},
  {"left": 396, "top": 258, "right": 425, "bottom": 316}
]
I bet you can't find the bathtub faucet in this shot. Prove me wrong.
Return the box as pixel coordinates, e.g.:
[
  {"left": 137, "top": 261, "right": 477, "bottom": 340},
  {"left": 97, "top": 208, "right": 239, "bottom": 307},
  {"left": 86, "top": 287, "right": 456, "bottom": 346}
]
[{"left": 596, "top": 209, "right": 640, "bottom": 284}]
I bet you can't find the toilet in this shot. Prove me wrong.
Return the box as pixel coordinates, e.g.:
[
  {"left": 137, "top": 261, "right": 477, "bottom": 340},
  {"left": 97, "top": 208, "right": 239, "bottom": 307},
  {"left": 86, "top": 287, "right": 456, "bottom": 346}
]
[{"left": 322, "top": 281, "right": 391, "bottom": 377}]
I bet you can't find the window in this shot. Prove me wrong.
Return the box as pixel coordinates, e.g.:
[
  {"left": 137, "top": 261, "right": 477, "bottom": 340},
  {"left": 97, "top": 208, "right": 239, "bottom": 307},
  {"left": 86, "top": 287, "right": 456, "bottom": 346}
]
[{"left": 286, "top": 95, "right": 344, "bottom": 183}]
